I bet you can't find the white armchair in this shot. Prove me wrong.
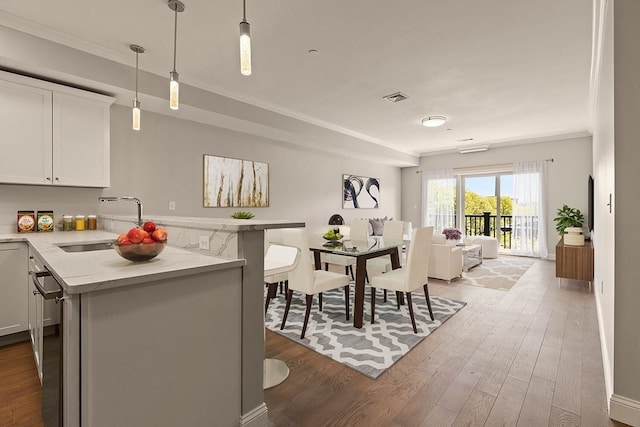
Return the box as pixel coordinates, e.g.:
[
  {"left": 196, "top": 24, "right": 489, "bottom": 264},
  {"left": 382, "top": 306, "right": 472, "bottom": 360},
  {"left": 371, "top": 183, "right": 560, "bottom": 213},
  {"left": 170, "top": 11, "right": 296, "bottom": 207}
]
[{"left": 428, "top": 234, "right": 463, "bottom": 283}]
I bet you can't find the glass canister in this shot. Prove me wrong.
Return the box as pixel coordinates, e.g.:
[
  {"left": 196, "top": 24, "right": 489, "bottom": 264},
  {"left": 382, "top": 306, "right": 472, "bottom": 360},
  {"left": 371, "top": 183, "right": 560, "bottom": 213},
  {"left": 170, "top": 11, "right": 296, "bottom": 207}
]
[
  {"left": 87, "top": 215, "right": 97, "bottom": 230},
  {"left": 75, "top": 215, "right": 86, "bottom": 231},
  {"left": 62, "top": 215, "right": 74, "bottom": 231}
]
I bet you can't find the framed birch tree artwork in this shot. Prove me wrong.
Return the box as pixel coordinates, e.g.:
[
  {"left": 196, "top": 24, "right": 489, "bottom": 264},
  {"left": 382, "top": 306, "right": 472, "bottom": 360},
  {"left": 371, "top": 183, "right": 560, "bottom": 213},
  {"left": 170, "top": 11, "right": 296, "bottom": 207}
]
[{"left": 203, "top": 155, "right": 269, "bottom": 207}]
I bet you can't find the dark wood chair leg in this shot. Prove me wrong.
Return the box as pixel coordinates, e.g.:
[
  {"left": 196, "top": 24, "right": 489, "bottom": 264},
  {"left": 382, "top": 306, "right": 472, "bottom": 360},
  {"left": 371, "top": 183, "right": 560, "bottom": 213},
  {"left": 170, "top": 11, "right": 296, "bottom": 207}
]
[
  {"left": 396, "top": 291, "right": 402, "bottom": 309},
  {"left": 301, "top": 294, "right": 314, "bottom": 339},
  {"left": 344, "top": 285, "right": 350, "bottom": 320},
  {"left": 406, "top": 292, "right": 418, "bottom": 333},
  {"left": 280, "top": 289, "right": 294, "bottom": 330},
  {"left": 423, "top": 283, "right": 434, "bottom": 321},
  {"left": 384, "top": 289, "right": 387, "bottom": 303},
  {"left": 371, "top": 287, "right": 376, "bottom": 324},
  {"left": 284, "top": 280, "right": 288, "bottom": 294},
  {"left": 349, "top": 266, "right": 355, "bottom": 280},
  {"left": 324, "top": 263, "right": 329, "bottom": 271},
  {"left": 265, "top": 283, "right": 277, "bottom": 315},
  {"left": 319, "top": 292, "right": 323, "bottom": 311}
]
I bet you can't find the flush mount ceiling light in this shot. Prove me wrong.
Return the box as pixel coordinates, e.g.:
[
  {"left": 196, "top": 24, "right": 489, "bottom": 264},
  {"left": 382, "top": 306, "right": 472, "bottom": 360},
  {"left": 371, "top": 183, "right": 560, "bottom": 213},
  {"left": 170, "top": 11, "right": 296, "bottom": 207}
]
[
  {"left": 239, "top": 0, "right": 251, "bottom": 76},
  {"left": 422, "top": 116, "right": 447, "bottom": 127},
  {"left": 457, "top": 145, "right": 489, "bottom": 154},
  {"left": 168, "top": 0, "right": 185, "bottom": 110},
  {"left": 130, "top": 44, "right": 144, "bottom": 131}
]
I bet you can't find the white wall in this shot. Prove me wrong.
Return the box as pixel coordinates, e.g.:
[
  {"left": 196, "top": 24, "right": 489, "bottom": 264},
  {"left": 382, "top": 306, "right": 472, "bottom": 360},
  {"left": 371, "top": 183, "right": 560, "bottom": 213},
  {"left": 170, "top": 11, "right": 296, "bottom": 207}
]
[
  {"left": 401, "top": 136, "right": 593, "bottom": 257},
  {"left": 0, "top": 105, "right": 401, "bottom": 235},
  {"left": 592, "top": 0, "right": 615, "bottom": 406}
]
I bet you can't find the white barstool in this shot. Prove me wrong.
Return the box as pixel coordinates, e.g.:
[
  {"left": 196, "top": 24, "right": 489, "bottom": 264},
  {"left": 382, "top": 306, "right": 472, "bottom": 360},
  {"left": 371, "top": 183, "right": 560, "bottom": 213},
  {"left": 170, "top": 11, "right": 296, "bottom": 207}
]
[{"left": 263, "top": 244, "right": 300, "bottom": 389}]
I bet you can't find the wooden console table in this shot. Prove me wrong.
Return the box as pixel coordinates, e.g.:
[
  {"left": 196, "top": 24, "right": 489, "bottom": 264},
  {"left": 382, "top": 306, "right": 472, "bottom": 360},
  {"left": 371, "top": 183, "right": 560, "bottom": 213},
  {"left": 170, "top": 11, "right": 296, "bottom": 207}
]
[{"left": 556, "top": 239, "right": 594, "bottom": 283}]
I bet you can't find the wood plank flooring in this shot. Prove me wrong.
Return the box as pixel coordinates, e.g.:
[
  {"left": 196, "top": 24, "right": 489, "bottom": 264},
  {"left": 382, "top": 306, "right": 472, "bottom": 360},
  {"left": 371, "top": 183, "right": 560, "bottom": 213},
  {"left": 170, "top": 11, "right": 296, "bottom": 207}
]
[
  {"left": 264, "top": 259, "right": 627, "bottom": 427},
  {"left": 0, "top": 340, "right": 43, "bottom": 426},
  {"left": 0, "top": 258, "right": 627, "bottom": 426}
]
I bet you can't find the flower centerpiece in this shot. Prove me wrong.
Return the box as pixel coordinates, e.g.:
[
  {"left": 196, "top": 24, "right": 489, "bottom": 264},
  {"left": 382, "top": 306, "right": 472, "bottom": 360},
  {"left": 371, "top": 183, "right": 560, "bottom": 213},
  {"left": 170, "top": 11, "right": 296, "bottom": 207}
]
[{"left": 442, "top": 227, "right": 462, "bottom": 245}]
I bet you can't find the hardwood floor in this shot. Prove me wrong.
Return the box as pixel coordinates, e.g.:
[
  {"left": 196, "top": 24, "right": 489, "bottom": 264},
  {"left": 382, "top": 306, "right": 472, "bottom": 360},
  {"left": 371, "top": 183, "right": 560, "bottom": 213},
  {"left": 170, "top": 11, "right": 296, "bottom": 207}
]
[
  {"left": 0, "top": 341, "right": 43, "bottom": 427},
  {"left": 264, "top": 259, "right": 627, "bottom": 427},
  {"left": 0, "top": 258, "right": 627, "bottom": 426}
]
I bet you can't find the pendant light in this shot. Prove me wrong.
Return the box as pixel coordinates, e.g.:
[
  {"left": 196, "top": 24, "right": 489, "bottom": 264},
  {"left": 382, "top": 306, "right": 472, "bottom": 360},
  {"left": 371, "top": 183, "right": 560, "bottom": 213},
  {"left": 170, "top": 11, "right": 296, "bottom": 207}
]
[
  {"left": 168, "top": 0, "right": 185, "bottom": 110},
  {"left": 130, "top": 45, "right": 145, "bottom": 131},
  {"left": 239, "top": 0, "right": 251, "bottom": 76}
]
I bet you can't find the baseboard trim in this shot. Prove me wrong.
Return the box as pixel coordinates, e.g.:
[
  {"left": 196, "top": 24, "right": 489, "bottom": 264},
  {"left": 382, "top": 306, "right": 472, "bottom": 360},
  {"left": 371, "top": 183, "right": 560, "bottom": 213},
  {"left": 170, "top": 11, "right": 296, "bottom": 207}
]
[
  {"left": 610, "top": 394, "right": 640, "bottom": 426},
  {"left": 240, "top": 403, "right": 269, "bottom": 427},
  {"left": 594, "top": 291, "right": 614, "bottom": 408}
]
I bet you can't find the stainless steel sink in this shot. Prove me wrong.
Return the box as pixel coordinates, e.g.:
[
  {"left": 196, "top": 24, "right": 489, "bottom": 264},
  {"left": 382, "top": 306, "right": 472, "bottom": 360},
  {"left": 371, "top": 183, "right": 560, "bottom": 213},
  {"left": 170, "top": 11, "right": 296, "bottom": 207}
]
[{"left": 57, "top": 241, "right": 114, "bottom": 253}]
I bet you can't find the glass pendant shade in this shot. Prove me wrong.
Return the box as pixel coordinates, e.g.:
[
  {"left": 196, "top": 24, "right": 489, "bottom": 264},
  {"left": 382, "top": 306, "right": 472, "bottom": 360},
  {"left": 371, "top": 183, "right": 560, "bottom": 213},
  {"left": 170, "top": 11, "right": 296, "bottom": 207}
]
[
  {"left": 240, "top": 21, "right": 251, "bottom": 76},
  {"left": 169, "top": 71, "right": 179, "bottom": 110},
  {"left": 132, "top": 100, "right": 141, "bottom": 131}
]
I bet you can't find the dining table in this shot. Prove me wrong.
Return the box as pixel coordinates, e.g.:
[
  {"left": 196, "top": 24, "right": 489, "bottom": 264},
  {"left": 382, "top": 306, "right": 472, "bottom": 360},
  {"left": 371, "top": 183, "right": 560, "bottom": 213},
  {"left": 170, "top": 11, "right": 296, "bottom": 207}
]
[{"left": 307, "top": 236, "right": 405, "bottom": 328}]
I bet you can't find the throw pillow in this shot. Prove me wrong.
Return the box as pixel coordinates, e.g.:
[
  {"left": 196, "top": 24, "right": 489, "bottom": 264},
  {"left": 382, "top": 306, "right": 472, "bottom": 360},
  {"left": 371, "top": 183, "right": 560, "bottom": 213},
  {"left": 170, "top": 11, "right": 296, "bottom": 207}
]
[{"left": 370, "top": 218, "right": 384, "bottom": 236}]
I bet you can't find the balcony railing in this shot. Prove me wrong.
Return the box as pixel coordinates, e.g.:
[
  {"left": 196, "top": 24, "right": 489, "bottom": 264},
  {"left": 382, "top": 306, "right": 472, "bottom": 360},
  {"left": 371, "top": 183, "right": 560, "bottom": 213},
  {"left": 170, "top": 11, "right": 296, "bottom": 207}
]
[{"left": 464, "top": 212, "right": 514, "bottom": 249}]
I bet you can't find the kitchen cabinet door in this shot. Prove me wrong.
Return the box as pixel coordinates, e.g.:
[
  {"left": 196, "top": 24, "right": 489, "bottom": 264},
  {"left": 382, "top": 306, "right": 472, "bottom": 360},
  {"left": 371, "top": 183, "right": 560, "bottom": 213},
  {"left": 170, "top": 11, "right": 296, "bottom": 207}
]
[
  {"left": 53, "top": 92, "right": 111, "bottom": 187},
  {"left": 0, "top": 78, "right": 53, "bottom": 185},
  {"left": 0, "top": 243, "right": 29, "bottom": 336},
  {"left": 0, "top": 70, "right": 114, "bottom": 188}
]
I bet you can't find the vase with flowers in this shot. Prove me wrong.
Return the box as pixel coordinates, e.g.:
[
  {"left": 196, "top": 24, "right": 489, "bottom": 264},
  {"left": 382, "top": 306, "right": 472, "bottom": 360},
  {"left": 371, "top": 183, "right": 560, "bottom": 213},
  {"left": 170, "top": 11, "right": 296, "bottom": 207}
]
[{"left": 442, "top": 227, "right": 462, "bottom": 245}]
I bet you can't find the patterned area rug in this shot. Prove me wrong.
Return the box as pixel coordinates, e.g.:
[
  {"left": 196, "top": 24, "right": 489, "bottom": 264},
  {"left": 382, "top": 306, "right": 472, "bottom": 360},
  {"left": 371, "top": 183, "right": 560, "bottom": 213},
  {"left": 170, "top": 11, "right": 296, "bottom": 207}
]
[
  {"left": 265, "top": 288, "right": 466, "bottom": 379},
  {"left": 453, "top": 255, "right": 534, "bottom": 291}
]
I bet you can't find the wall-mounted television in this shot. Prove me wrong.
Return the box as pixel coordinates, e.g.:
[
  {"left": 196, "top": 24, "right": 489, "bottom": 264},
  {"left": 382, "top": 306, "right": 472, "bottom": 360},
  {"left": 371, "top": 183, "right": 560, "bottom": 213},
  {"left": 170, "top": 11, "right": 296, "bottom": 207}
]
[{"left": 588, "top": 175, "right": 594, "bottom": 232}]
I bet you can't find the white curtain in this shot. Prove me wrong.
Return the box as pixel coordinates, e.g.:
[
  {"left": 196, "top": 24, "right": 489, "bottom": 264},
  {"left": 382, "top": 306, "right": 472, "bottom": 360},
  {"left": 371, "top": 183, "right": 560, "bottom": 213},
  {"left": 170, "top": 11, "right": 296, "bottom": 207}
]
[
  {"left": 511, "top": 160, "right": 548, "bottom": 258},
  {"left": 422, "top": 169, "right": 456, "bottom": 233}
]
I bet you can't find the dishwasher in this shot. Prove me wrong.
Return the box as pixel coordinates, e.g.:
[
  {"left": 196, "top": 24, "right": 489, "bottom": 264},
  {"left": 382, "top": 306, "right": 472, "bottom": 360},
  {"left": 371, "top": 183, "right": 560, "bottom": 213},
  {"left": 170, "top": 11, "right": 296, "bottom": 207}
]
[{"left": 30, "top": 257, "right": 64, "bottom": 427}]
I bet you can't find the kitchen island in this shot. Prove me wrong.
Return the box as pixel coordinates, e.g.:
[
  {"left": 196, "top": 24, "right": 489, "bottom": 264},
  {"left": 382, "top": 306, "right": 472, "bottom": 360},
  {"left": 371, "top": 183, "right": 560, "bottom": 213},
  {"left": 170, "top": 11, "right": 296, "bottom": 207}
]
[{"left": 0, "top": 219, "right": 302, "bottom": 427}]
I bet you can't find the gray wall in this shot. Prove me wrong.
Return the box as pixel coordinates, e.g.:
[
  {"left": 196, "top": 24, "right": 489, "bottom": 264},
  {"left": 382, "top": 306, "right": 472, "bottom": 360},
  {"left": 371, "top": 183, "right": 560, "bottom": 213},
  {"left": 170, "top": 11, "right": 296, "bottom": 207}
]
[
  {"left": 401, "top": 136, "right": 593, "bottom": 258},
  {"left": 612, "top": 0, "right": 640, "bottom": 407}
]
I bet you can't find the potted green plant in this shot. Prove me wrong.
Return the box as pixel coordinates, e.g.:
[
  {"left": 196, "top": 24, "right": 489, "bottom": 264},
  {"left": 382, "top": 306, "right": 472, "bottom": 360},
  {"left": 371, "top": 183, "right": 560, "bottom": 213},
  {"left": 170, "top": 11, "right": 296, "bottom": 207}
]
[{"left": 554, "top": 204, "right": 584, "bottom": 245}]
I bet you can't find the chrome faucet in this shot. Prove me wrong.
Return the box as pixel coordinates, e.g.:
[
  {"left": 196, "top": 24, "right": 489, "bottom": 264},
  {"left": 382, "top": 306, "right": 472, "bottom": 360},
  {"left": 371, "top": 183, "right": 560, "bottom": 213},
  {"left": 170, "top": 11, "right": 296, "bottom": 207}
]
[{"left": 98, "top": 196, "right": 144, "bottom": 227}]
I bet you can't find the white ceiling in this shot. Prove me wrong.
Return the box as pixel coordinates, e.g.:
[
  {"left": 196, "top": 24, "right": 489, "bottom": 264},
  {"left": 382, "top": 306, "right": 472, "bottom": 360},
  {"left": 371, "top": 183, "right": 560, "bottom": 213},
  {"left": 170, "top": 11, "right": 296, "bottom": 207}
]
[{"left": 0, "top": 0, "right": 594, "bottom": 160}]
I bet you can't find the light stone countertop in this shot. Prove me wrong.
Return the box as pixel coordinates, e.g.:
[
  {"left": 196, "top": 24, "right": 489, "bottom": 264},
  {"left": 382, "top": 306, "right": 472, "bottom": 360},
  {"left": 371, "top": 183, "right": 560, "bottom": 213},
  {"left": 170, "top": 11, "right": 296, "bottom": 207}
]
[
  {"left": 0, "top": 231, "right": 245, "bottom": 295},
  {"left": 98, "top": 214, "right": 305, "bottom": 231}
]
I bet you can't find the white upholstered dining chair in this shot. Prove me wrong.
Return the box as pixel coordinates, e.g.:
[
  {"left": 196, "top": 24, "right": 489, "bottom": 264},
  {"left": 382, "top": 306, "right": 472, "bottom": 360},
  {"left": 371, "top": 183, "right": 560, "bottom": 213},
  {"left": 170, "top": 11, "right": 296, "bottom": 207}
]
[
  {"left": 366, "top": 220, "right": 405, "bottom": 274},
  {"left": 370, "top": 226, "right": 434, "bottom": 333},
  {"left": 280, "top": 228, "right": 351, "bottom": 339}
]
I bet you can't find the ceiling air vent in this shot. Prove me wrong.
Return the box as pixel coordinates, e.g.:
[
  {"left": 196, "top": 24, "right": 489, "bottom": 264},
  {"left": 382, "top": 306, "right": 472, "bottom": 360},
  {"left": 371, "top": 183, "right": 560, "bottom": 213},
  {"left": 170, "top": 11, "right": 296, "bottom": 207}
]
[{"left": 383, "top": 92, "right": 409, "bottom": 103}]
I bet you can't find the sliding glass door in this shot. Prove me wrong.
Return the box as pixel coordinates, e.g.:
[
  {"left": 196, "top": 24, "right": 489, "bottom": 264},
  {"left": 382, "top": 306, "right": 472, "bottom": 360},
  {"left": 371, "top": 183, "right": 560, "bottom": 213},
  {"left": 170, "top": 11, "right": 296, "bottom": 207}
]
[{"left": 460, "top": 173, "right": 513, "bottom": 250}]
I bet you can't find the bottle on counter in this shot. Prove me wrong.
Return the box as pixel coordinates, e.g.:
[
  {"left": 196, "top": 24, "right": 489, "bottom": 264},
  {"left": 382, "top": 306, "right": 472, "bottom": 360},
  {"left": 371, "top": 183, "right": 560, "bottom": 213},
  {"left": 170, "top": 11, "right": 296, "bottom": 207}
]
[
  {"left": 75, "top": 215, "right": 86, "bottom": 231},
  {"left": 62, "top": 215, "right": 74, "bottom": 231},
  {"left": 87, "top": 215, "right": 97, "bottom": 230}
]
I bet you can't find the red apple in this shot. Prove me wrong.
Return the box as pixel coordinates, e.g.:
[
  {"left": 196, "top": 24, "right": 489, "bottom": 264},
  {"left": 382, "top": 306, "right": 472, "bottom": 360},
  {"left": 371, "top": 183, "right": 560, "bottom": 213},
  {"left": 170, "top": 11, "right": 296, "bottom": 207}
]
[
  {"left": 117, "top": 234, "right": 131, "bottom": 245},
  {"left": 139, "top": 241, "right": 158, "bottom": 254},
  {"left": 142, "top": 237, "right": 155, "bottom": 244},
  {"left": 127, "top": 227, "right": 148, "bottom": 244},
  {"left": 151, "top": 229, "right": 168, "bottom": 243},
  {"left": 143, "top": 221, "right": 156, "bottom": 233}
]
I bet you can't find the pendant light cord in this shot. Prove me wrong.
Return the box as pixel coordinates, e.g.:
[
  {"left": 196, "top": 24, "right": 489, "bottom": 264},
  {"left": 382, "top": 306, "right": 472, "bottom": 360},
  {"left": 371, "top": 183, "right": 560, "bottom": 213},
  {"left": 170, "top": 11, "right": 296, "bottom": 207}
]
[
  {"left": 135, "top": 51, "right": 139, "bottom": 101},
  {"left": 172, "top": 6, "right": 178, "bottom": 72},
  {"left": 242, "top": 0, "right": 247, "bottom": 23}
]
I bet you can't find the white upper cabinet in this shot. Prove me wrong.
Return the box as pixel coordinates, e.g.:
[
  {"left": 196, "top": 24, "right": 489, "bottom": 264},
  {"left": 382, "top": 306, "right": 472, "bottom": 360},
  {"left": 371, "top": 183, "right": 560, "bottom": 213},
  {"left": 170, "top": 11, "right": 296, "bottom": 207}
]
[
  {"left": 0, "top": 70, "right": 115, "bottom": 188},
  {"left": 0, "top": 78, "right": 53, "bottom": 185}
]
